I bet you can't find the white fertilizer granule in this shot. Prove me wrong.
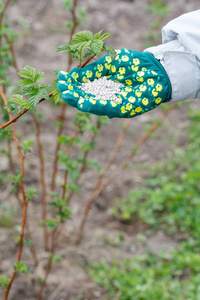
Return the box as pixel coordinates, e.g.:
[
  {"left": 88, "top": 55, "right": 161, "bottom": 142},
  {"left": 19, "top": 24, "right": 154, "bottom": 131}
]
[{"left": 79, "top": 76, "right": 124, "bottom": 104}]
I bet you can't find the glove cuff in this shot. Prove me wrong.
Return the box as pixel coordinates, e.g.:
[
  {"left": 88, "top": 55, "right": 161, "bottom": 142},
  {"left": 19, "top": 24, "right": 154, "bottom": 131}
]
[{"left": 143, "top": 40, "right": 191, "bottom": 60}]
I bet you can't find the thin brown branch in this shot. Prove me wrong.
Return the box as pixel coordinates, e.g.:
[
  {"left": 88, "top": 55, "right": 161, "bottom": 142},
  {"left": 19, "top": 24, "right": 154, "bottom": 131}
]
[
  {"left": 39, "top": 0, "right": 82, "bottom": 298},
  {"left": 7, "top": 139, "right": 23, "bottom": 207},
  {"left": 54, "top": 117, "right": 131, "bottom": 246},
  {"left": 50, "top": 0, "right": 78, "bottom": 202},
  {"left": 32, "top": 113, "right": 48, "bottom": 250},
  {"left": 67, "top": 0, "right": 79, "bottom": 68},
  {"left": 78, "top": 55, "right": 96, "bottom": 68},
  {"left": 76, "top": 103, "right": 177, "bottom": 243},
  {"left": 69, "top": 119, "right": 101, "bottom": 202},
  {"left": 96, "top": 119, "right": 131, "bottom": 186},
  {"left": 0, "top": 89, "right": 28, "bottom": 300},
  {"left": 4, "top": 34, "right": 20, "bottom": 73},
  {"left": 0, "top": 0, "right": 11, "bottom": 23},
  {"left": 53, "top": 119, "right": 101, "bottom": 247},
  {"left": 0, "top": 93, "right": 53, "bottom": 130},
  {"left": 26, "top": 218, "right": 39, "bottom": 267},
  {"left": 61, "top": 125, "right": 80, "bottom": 201},
  {"left": 50, "top": 0, "right": 79, "bottom": 207},
  {"left": 50, "top": 103, "right": 67, "bottom": 200},
  {"left": 74, "top": 119, "right": 131, "bottom": 243},
  {"left": 7, "top": 139, "right": 16, "bottom": 173},
  {"left": 37, "top": 225, "right": 60, "bottom": 300},
  {"left": 0, "top": 0, "right": 12, "bottom": 66}
]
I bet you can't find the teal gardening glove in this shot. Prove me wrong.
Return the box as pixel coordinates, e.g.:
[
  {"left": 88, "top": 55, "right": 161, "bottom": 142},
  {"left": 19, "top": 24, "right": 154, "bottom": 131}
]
[{"left": 57, "top": 48, "right": 172, "bottom": 118}]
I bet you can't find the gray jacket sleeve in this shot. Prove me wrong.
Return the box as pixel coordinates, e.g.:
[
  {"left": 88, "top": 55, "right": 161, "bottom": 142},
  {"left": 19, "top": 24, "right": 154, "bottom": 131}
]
[{"left": 144, "top": 10, "right": 200, "bottom": 103}]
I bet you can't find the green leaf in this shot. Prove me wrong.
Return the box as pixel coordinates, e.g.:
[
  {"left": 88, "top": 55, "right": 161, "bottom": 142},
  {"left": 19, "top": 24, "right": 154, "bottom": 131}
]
[
  {"left": 99, "top": 33, "right": 111, "bottom": 40},
  {"left": 56, "top": 207, "right": 71, "bottom": 221},
  {"left": 38, "top": 277, "right": 45, "bottom": 284},
  {"left": 65, "top": 182, "right": 81, "bottom": 193},
  {"left": 0, "top": 128, "right": 5, "bottom": 135},
  {"left": 50, "top": 199, "right": 67, "bottom": 209},
  {"left": 18, "top": 78, "right": 34, "bottom": 87},
  {"left": 9, "top": 94, "right": 23, "bottom": 104},
  {"left": 18, "top": 66, "right": 45, "bottom": 88},
  {"left": 91, "top": 40, "right": 104, "bottom": 57},
  {"left": 0, "top": 275, "right": 10, "bottom": 290},
  {"left": 13, "top": 261, "right": 29, "bottom": 274},
  {"left": 26, "top": 188, "right": 38, "bottom": 201},
  {"left": 71, "top": 30, "right": 93, "bottom": 45},
  {"left": 4, "top": 103, "right": 16, "bottom": 113},
  {"left": 52, "top": 255, "right": 62, "bottom": 262},
  {"left": 34, "top": 72, "right": 44, "bottom": 84},
  {"left": 79, "top": 141, "right": 96, "bottom": 152},
  {"left": 94, "top": 30, "right": 103, "bottom": 40},
  {"left": 52, "top": 69, "right": 60, "bottom": 75},
  {"left": 87, "top": 159, "right": 101, "bottom": 172},
  {"left": 15, "top": 236, "right": 33, "bottom": 246},
  {"left": 27, "top": 88, "right": 49, "bottom": 107},
  {"left": 83, "top": 49, "right": 96, "bottom": 60},
  {"left": 45, "top": 219, "right": 59, "bottom": 230},
  {"left": 20, "top": 139, "right": 34, "bottom": 154},
  {"left": 62, "top": 0, "right": 73, "bottom": 10},
  {"left": 18, "top": 71, "right": 33, "bottom": 79},
  {"left": 19, "top": 101, "right": 31, "bottom": 109},
  {"left": 77, "top": 47, "right": 85, "bottom": 64},
  {"left": 58, "top": 135, "right": 73, "bottom": 145},
  {"left": 23, "top": 65, "right": 36, "bottom": 79},
  {"left": 58, "top": 151, "right": 70, "bottom": 166},
  {"left": 70, "top": 40, "right": 91, "bottom": 52},
  {"left": 107, "top": 47, "right": 117, "bottom": 60},
  {"left": 57, "top": 43, "right": 70, "bottom": 53},
  {"left": 77, "top": 7, "right": 87, "bottom": 24},
  {"left": 66, "top": 20, "right": 73, "bottom": 28},
  {"left": 70, "top": 168, "right": 79, "bottom": 181},
  {"left": 8, "top": 173, "right": 22, "bottom": 185},
  {"left": 52, "top": 87, "right": 62, "bottom": 105}
]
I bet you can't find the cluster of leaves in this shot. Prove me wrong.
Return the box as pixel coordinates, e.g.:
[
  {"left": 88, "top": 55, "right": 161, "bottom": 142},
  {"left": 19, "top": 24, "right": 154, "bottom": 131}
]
[
  {"left": 8, "top": 171, "right": 38, "bottom": 201},
  {"left": 62, "top": 0, "right": 87, "bottom": 28},
  {"left": 0, "top": 275, "right": 9, "bottom": 290},
  {"left": 87, "top": 107, "right": 200, "bottom": 300},
  {"left": 0, "top": 0, "right": 19, "bottom": 88},
  {"left": 57, "top": 30, "right": 116, "bottom": 64},
  {"left": 44, "top": 113, "right": 108, "bottom": 231},
  {"left": 112, "top": 108, "right": 200, "bottom": 239},
  {"left": 144, "top": 0, "right": 169, "bottom": 47},
  {"left": 0, "top": 202, "right": 18, "bottom": 228},
  {"left": 58, "top": 113, "right": 103, "bottom": 179},
  {"left": 88, "top": 248, "right": 200, "bottom": 300},
  {"left": 4, "top": 65, "right": 49, "bottom": 113},
  {"left": 146, "top": 0, "right": 169, "bottom": 18}
]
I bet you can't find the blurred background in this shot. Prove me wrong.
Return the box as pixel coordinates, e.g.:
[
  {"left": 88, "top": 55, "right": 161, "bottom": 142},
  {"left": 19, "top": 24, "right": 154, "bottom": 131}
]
[{"left": 1, "top": 0, "right": 200, "bottom": 299}]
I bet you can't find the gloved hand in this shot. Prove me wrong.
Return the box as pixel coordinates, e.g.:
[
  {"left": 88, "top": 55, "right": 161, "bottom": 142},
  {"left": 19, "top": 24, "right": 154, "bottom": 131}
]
[{"left": 57, "top": 48, "right": 172, "bottom": 118}]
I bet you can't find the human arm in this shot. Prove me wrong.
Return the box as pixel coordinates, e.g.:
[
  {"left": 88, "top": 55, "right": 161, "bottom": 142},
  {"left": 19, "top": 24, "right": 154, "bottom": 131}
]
[{"left": 144, "top": 10, "right": 200, "bottom": 102}]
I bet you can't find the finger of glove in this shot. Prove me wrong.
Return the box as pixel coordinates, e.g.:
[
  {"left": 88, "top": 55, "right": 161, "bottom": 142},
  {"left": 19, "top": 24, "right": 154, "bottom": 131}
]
[
  {"left": 118, "top": 85, "right": 165, "bottom": 118},
  {"left": 68, "top": 56, "right": 113, "bottom": 83},
  {"left": 58, "top": 71, "right": 80, "bottom": 85},
  {"left": 76, "top": 97, "right": 122, "bottom": 118},
  {"left": 57, "top": 79, "right": 83, "bottom": 94},
  {"left": 60, "top": 87, "right": 88, "bottom": 107}
]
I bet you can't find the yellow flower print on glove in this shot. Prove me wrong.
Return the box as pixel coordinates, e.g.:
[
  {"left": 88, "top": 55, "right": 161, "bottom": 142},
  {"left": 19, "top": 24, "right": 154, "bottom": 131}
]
[
  {"left": 97, "top": 64, "right": 104, "bottom": 72},
  {"left": 86, "top": 70, "right": 93, "bottom": 78},
  {"left": 122, "top": 55, "right": 129, "bottom": 62}
]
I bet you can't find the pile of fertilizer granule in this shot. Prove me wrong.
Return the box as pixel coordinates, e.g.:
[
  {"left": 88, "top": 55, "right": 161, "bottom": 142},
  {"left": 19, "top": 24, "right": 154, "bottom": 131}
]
[{"left": 79, "top": 76, "right": 124, "bottom": 104}]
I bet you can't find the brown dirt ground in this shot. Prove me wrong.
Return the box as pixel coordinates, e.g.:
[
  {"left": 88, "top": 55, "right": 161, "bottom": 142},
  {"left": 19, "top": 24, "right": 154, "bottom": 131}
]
[{"left": 1, "top": 0, "right": 200, "bottom": 299}]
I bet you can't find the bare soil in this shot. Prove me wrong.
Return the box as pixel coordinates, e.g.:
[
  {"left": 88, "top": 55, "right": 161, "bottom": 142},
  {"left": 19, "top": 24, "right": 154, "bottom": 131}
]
[{"left": 0, "top": 0, "right": 200, "bottom": 299}]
